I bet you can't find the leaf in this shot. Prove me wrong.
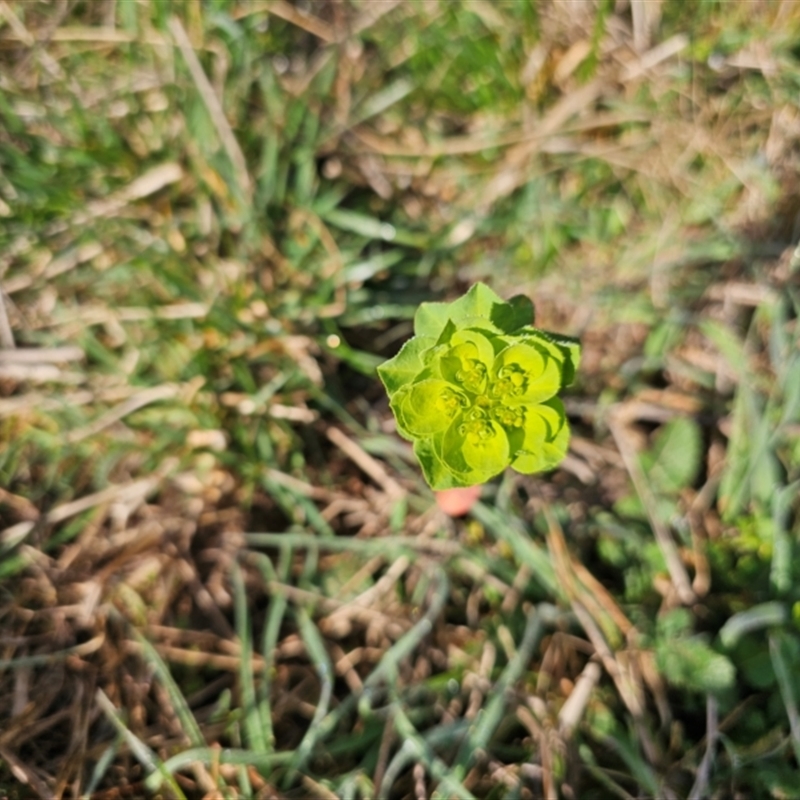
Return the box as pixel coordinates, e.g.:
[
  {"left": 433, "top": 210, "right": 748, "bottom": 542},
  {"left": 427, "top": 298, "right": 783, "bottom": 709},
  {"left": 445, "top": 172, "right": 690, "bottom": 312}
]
[
  {"left": 434, "top": 317, "right": 458, "bottom": 346},
  {"left": 413, "top": 437, "right": 453, "bottom": 490},
  {"left": 655, "top": 636, "right": 735, "bottom": 694},
  {"left": 656, "top": 608, "right": 693, "bottom": 639},
  {"left": 460, "top": 423, "right": 509, "bottom": 474},
  {"left": 414, "top": 437, "right": 482, "bottom": 490},
  {"left": 521, "top": 328, "right": 582, "bottom": 388},
  {"left": 769, "top": 631, "right": 800, "bottom": 768},
  {"left": 449, "top": 315, "right": 503, "bottom": 336},
  {"left": 718, "top": 373, "right": 779, "bottom": 519},
  {"left": 509, "top": 398, "right": 569, "bottom": 474},
  {"left": 718, "top": 384, "right": 753, "bottom": 518},
  {"left": 377, "top": 336, "right": 435, "bottom": 397},
  {"left": 437, "top": 422, "right": 498, "bottom": 486},
  {"left": 445, "top": 282, "right": 506, "bottom": 324},
  {"left": 719, "top": 602, "right": 788, "bottom": 649},
  {"left": 769, "top": 305, "right": 789, "bottom": 379},
  {"left": 495, "top": 342, "right": 562, "bottom": 405},
  {"left": 780, "top": 352, "right": 800, "bottom": 424},
  {"left": 448, "top": 328, "right": 497, "bottom": 371},
  {"left": 752, "top": 450, "right": 785, "bottom": 508},
  {"left": 399, "top": 380, "right": 465, "bottom": 435},
  {"left": 490, "top": 293, "right": 535, "bottom": 332},
  {"left": 321, "top": 206, "right": 425, "bottom": 247},
  {"left": 771, "top": 482, "right": 798, "bottom": 595},
  {"left": 437, "top": 340, "right": 490, "bottom": 393},
  {"left": 414, "top": 302, "right": 454, "bottom": 338},
  {"left": 389, "top": 385, "right": 415, "bottom": 441},
  {"left": 700, "top": 318, "right": 748, "bottom": 383},
  {"left": 440, "top": 419, "right": 481, "bottom": 476},
  {"left": 644, "top": 417, "right": 702, "bottom": 495},
  {"left": 734, "top": 639, "right": 776, "bottom": 690},
  {"left": 415, "top": 285, "right": 506, "bottom": 337}
]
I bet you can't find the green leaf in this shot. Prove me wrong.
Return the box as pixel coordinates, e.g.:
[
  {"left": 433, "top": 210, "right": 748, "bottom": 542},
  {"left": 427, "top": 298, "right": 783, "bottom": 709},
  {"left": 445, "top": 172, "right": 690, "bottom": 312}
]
[
  {"left": 734, "top": 638, "right": 775, "bottom": 689},
  {"left": 389, "top": 385, "right": 415, "bottom": 441},
  {"left": 434, "top": 422, "right": 497, "bottom": 486},
  {"left": 413, "top": 437, "right": 450, "bottom": 489},
  {"left": 414, "top": 436, "right": 479, "bottom": 490},
  {"left": 448, "top": 328, "right": 497, "bottom": 370},
  {"left": 700, "top": 318, "right": 748, "bottom": 383},
  {"left": 460, "top": 423, "right": 509, "bottom": 474},
  {"left": 321, "top": 207, "right": 426, "bottom": 247},
  {"left": 397, "top": 380, "right": 466, "bottom": 436},
  {"left": 491, "top": 293, "right": 535, "bottom": 331},
  {"left": 445, "top": 282, "right": 506, "bottom": 324},
  {"left": 771, "top": 482, "right": 797, "bottom": 595},
  {"left": 520, "top": 328, "right": 582, "bottom": 388},
  {"left": 439, "top": 419, "right": 482, "bottom": 476},
  {"left": 656, "top": 608, "right": 693, "bottom": 639},
  {"left": 509, "top": 398, "right": 569, "bottom": 473},
  {"left": 769, "top": 631, "right": 800, "bottom": 768},
  {"left": 718, "top": 385, "right": 753, "bottom": 519},
  {"left": 719, "top": 602, "right": 788, "bottom": 649},
  {"left": 495, "top": 342, "right": 562, "bottom": 405},
  {"left": 780, "top": 352, "right": 800, "bottom": 424},
  {"left": 415, "top": 284, "right": 509, "bottom": 339},
  {"left": 438, "top": 343, "right": 488, "bottom": 393},
  {"left": 752, "top": 450, "right": 784, "bottom": 508},
  {"left": 434, "top": 317, "right": 458, "bottom": 346},
  {"left": 643, "top": 417, "right": 702, "bottom": 495},
  {"left": 414, "top": 302, "right": 455, "bottom": 338},
  {"left": 655, "top": 635, "right": 735, "bottom": 694},
  {"left": 378, "top": 336, "right": 436, "bottom": 397}
]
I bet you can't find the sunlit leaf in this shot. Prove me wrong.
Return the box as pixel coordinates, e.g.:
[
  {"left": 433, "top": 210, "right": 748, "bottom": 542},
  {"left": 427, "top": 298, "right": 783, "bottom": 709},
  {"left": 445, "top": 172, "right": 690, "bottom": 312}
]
[
  {"left": 494, "top": 342, "right": 562, "bottom": 405},
  {"left": 400, "top": 379, "right": 466, "bottom": 435},
  {"left": 445, "top": 282, "right": 506, "bottom": 324},
  {"left": 460, "top": 423, "right": 509, "bottom": 474},
  {"left": 414, "top": 301, "right": 454, "bottom": 338},
  {"left": 377, "top": 335, "right": 436, "bottom": 395},
  {"left": 519, "top": 328, "right": 582, "bottom": 388},
  {"left": 510, "top": 399, "right": 570, "bottom": 474}
]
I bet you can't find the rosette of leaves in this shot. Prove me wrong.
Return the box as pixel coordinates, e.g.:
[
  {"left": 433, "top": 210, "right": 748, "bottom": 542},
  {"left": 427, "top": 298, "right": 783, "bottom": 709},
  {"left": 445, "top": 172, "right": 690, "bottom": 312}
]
[{"left": 378, "top": 283, "right": 580, "bottom": 490}]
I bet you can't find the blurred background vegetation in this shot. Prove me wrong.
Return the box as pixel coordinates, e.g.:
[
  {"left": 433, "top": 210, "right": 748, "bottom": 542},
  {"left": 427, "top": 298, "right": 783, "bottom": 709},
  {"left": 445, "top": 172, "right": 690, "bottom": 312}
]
[{"left": 1, "top": 1, "right": 800, "bottom": 798}]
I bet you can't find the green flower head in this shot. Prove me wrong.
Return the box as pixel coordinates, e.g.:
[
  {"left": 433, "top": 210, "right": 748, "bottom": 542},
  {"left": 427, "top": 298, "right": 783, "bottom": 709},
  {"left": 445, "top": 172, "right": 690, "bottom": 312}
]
[{"left": 377, "top": 283, "right": 581, "bottom": 490}]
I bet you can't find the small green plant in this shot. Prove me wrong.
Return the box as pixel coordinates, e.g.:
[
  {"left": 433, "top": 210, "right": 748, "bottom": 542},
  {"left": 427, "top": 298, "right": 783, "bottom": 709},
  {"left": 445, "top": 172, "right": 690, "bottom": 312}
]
[{"left": 378, "top": 283, "right": 580, "bottom": 489}]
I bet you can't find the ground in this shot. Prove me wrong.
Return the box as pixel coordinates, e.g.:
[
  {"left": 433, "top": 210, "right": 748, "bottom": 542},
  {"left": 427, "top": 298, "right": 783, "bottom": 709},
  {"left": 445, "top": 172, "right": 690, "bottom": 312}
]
[{"left": 1, "top": 2, "right": 800, "bottom": 798}]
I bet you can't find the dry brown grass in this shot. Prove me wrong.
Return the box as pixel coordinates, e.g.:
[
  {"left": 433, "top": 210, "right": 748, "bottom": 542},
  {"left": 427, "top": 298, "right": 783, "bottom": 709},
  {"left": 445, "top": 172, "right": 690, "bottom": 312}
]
[{"left": 2, "top": 1, "right": 800, "bottom": 798}]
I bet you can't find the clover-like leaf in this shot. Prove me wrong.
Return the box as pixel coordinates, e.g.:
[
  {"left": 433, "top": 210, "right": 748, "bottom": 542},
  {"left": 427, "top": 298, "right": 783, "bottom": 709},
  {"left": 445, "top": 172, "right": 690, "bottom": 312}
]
[{"left": 379, "top": 283, "right": 580, "bottom": 490}]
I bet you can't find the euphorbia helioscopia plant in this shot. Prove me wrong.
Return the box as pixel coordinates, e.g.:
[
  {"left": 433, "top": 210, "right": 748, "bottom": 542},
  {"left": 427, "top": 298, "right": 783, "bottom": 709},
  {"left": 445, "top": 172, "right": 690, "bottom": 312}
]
[{"left": 378, "top": 283, "right": 580, "bottom": 491}]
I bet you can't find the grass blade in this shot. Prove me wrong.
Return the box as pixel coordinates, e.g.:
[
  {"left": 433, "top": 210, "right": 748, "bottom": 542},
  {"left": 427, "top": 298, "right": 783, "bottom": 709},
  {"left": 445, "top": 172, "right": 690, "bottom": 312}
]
[
  {"left": 96, "top": 689, "right": 186, "bottom": 799},
  {"left": 288, "top": 607, "right": 335, "bottom": 776},
  {"left": 132, "top": 631, "right": 205, "bottom": 747},
  {"left": 232, "top": 561, "right": 269, "bottom": 754},
  {"left": 769, "top": 633, "right": 800, "bottom": 767}
]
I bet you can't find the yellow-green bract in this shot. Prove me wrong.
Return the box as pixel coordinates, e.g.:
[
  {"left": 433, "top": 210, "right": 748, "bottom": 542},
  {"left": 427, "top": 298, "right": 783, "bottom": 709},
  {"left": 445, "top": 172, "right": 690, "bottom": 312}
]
[{"left": 377, "top": 283, "right": 580, "bottom": 490}]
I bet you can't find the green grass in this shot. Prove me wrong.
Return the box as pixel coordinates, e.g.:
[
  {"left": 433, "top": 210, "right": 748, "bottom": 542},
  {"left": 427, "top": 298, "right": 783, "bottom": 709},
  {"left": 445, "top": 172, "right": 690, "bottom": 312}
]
[{"left": 1, "top": 1, "right": 800, "bottom": 798}]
